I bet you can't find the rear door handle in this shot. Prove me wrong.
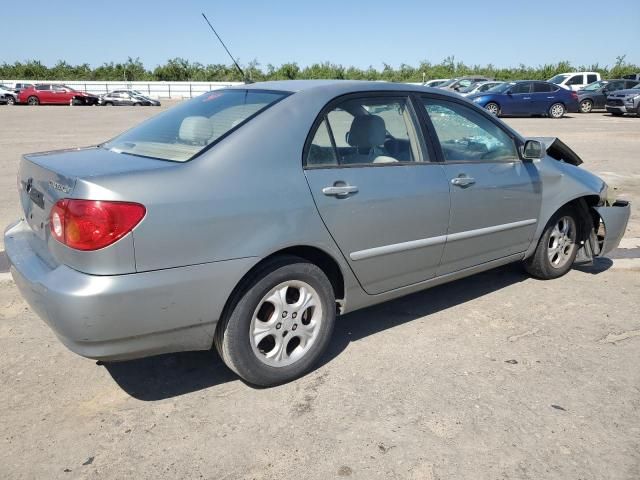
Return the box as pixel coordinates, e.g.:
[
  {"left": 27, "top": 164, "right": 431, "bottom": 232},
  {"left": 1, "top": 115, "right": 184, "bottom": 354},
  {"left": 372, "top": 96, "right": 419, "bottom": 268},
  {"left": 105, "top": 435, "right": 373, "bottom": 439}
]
[
  {"left": 451, "top": 176, "right": 476, "bottom": 187},
  {"left": 322, "top": 185, "right": 358, "bottom": 197}
]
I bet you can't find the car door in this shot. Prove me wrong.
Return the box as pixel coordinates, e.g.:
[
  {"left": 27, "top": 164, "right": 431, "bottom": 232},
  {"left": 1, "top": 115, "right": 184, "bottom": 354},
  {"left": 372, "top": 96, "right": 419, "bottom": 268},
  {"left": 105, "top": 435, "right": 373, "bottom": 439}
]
[
  {"left": 51, "top": 85, "right": 70, "bottom": 104},
  {"left": 531, "top": 82, "right": 558, "bottom": 113},
  {"left": 419, "top": 96, "right": 541, "bottom": 275},
  {"left": 35, "top": 84, "right": 53, "bottom": 103},
  {"left": 566, "top": 74, "right": 585, "bottom": 91},
  {"left": 304, "top": 93, "right": 451, "bottom": 295},
  {"left": 503, "top": 82, "right": 532, "bottom": 115},
  {"left": 599, "top": 81, "right": 624, "bottom": 108}
]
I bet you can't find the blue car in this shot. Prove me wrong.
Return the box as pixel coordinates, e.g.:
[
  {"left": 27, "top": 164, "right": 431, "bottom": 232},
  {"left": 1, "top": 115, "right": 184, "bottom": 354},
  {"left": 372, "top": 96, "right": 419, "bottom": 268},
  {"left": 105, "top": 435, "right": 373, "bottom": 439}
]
[{"left": 468, "top": 80, "right": 580, "bottom": 118}]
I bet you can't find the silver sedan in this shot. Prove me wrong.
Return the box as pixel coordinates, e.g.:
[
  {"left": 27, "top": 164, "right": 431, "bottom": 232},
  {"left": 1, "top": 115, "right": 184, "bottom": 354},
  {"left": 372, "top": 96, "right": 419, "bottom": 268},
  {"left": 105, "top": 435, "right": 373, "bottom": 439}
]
[{"left": 4, "top": 80, "right": 630, "bottom": 386}]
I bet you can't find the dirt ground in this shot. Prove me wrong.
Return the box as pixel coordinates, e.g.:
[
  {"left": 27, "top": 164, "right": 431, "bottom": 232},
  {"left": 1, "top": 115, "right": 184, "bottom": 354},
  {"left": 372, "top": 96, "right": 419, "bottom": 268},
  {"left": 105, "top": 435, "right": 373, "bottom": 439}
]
[{"left": 1, "top": 103, "right": 639, "bottom": 480}]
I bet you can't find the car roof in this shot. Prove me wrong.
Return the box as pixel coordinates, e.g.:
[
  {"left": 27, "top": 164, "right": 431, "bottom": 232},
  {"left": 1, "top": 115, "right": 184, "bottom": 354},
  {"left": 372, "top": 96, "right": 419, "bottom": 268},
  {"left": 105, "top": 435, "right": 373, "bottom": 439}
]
[{"left": 228, "top": 79, "right": 463, "bottom": 98}]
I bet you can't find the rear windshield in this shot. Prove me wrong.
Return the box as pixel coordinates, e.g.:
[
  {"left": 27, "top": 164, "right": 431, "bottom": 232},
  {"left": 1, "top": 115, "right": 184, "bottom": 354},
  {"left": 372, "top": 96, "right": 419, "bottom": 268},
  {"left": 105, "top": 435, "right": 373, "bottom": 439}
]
[{"left": 103, "top": 89, "right": 288, "bottom": 162}]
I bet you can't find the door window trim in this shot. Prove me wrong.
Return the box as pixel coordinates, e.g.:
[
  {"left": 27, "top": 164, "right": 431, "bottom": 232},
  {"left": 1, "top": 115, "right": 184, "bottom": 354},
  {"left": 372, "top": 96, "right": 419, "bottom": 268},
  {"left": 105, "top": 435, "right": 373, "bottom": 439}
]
[
  {"left": 414, "top": 93, "right": 525, "bottom": 165},
  {"left": 302, "top": 91, "right": 437, "bottom": 170}
]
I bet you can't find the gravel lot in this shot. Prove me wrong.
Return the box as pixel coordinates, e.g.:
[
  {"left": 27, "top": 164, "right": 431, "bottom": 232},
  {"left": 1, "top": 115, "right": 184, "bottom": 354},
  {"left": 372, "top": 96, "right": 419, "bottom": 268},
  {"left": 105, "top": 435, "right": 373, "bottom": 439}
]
[{"left": 1, "top": 104, "right": 639, "bottom": 480}]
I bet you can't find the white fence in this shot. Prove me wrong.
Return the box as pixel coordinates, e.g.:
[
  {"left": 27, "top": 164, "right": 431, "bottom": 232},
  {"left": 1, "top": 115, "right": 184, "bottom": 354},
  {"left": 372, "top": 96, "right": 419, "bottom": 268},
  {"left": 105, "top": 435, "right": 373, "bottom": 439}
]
[{"left": 0, "top": 80, "right": 244, "bottom": 99}]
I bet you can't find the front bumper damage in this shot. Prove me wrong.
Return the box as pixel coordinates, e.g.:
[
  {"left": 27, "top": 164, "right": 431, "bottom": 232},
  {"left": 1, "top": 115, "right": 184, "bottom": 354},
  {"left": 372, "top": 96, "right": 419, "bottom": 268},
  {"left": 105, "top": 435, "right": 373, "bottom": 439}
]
[{"left": 575, "top": 199, "right": 631, "bottom": 264}]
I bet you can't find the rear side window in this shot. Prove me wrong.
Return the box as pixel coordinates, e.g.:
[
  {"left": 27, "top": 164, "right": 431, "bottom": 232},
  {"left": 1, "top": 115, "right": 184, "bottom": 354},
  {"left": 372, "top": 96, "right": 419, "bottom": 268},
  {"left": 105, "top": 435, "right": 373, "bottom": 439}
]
[
  {"left": 103, "top": 89, "right": 288, "bottom": 162},
  {"left": 305, "top": 96, "right": 426, "bottom": 167},
  {"left": 36, "top": 85, "right": 50, "bottom": 91},
  {"left": 587, "top": 74, "right": 598, "bottom": 84},
  {"left": 422, "top": 98, "right": 518, "bottom": 163},
  {"left": 533, "top": 82, "right": 554, "bottom": 93}
]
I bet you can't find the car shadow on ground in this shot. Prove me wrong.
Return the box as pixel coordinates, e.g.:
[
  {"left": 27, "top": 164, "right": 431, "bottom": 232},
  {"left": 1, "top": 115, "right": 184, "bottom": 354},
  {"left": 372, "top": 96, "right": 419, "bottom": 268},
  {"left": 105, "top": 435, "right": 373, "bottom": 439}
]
[{"left": 103, "top": 260, "right": 610, "bottom": 400}]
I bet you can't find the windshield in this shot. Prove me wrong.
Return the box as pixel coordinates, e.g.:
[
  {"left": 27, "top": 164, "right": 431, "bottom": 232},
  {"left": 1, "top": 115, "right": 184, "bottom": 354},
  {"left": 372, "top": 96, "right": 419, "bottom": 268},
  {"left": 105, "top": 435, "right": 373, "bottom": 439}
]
[
  {"left": 437, "top": 78, "right": 458, "bottom": 87},
  {"left": 487, "top": 82, "right": 514, "bottom": 93},
  {"left": 548, "top": 74, "right": 569, "bottom": 85},
  {"left": 103, "top": 89, "right": 288, "bottom": 162},
  {"left": 459, "top": 82, "right": 480, "bottom": 93},
  {"left": 583, "top": 81, "right": 607, "bottom": 91}
]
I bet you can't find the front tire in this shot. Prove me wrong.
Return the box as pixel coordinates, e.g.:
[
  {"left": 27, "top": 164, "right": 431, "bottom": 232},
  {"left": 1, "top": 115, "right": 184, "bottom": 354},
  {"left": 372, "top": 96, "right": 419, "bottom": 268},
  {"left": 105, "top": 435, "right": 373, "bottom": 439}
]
[
  {"left": 214, "top": 256, "right": 336, "bottom": 387},
  {"left": 485, "top": 102, "right": 500, "bottom": 116},
  {"left": 579, "top": 99, "right": 593, "bottom": 113},
  {"left": 549, "top": 102, "right": 566, "bottom": 118},
  {"left": 27, "top": 96, "right": 39, "bottom": 106},
  {"left": 524, "top": 208, "right": 579, "bottom": 279},
  {"left": 6, "top": 96, "right": 16, "bottom": 105}
]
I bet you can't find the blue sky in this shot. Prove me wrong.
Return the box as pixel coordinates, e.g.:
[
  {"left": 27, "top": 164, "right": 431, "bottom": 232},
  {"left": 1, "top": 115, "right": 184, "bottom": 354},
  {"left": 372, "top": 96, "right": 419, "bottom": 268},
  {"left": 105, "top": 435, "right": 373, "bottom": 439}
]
[{"left": 2, "top": 0, "right": 638, "bottom": 69}]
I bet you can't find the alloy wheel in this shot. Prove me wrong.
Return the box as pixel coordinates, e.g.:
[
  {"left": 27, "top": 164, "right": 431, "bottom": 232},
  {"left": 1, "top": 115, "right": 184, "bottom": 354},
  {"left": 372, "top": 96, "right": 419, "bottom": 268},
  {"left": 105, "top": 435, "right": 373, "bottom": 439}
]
[
  {"left": 549, "top": 103, "right": 565, "bottom": 118},
  {"left": 547, "top": 216, "right": 577, "bottom": 268},
  {"left": 579, "top": 100, "right": 592, "bottom": 113},
  {"left": 250, "top": 280, "right": 323, "bottom": 367},
  {"left": 485, "top": 103, "right": 499, "bottom": 115}
]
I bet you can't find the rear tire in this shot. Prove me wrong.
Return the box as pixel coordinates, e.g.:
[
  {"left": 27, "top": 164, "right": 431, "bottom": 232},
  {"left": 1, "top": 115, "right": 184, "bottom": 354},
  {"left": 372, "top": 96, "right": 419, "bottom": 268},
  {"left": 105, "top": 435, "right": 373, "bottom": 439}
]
[
  {"left": 485, "top": 102, "right": 500, "bottom": 116},
  {"left": 549, "top": 102, "right": 565, "bottom": 118},
  {"left": 579, "top": 99, "right": 593, "bottom": 113},
  {"left": 27, "top": 96, "right": 39, "bottom": 106},
  {"left": 214, "top": 255, "right": 336, "bottom": 387},
  {"left": 524, "top": 207, "right": 579, "bottom": 280},
  {"left": 104, "top": 101, "right": 113, "bottom": 106}
]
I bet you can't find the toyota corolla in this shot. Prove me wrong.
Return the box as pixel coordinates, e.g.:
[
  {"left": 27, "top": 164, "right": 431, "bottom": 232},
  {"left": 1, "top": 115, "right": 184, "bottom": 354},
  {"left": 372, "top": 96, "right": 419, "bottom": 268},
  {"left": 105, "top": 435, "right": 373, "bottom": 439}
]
[{"left": 4, "top": 81, "right": 630, "bottom": 386}]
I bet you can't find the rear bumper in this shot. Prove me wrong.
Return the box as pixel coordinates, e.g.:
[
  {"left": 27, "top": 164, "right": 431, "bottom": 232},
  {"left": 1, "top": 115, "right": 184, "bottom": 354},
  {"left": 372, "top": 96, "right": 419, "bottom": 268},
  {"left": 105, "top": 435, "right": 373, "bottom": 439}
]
[
  {"left": 594, "top": 201, "right": 631, "bottom": 256},
  {"left": 5, "top": 219, "right": 257, "bottom": 361}
]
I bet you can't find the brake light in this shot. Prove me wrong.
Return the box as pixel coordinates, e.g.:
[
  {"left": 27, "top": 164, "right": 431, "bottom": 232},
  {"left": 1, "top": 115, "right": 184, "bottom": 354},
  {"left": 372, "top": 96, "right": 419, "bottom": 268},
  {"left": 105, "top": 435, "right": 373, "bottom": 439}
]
[
  {"left": 50, "top": 199, "right": 146, "bottom": 251},
  {"left": 570, "top": 91, "right": 578, "bottom": 99}
]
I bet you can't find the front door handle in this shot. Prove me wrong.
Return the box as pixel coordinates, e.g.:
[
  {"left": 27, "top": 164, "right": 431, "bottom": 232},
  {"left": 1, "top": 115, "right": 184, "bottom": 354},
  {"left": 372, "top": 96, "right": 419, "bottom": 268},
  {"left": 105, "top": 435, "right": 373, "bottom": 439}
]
[
  {"left": 451, "top": 176, "right": 476, "bottom": 187},
  {"left": 322, "top": 185, "right": 358, "bottom": 197}
]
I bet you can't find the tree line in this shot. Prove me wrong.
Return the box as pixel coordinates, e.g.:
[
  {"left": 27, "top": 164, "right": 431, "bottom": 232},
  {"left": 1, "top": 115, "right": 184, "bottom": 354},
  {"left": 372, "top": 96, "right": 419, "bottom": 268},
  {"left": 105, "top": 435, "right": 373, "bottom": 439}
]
[{"left": 1, "top": 56, "right": 638, "bottom": 83}]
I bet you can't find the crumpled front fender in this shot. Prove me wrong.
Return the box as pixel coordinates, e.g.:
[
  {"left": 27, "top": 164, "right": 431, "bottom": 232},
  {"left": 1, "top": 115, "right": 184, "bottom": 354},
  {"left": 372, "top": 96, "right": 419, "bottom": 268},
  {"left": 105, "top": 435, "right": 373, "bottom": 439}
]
[{"left": 593, "top": 200, "right": 631, "bottom": 256}]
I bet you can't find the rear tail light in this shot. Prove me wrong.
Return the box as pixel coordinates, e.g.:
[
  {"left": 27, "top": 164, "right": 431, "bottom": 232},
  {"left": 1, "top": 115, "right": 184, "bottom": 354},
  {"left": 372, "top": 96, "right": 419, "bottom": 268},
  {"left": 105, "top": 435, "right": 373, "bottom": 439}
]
[
  {"left": 570, "top": 91, "right": 578, "bottom": 99},
  {"left": 50, "top": 199, "right": 146, "bottom": 251}
]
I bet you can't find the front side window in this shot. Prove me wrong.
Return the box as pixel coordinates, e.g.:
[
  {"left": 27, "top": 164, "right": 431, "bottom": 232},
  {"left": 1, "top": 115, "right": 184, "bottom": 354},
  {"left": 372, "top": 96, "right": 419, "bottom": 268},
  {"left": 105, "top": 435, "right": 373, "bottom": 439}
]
[
  {"left": 567, "top": 75, "right": 584, "bottom": 86},
  {"left": 103, "top": 89, "right": 288, "bottom": 162},
  {"left": 306, "top": 96, "right": 425, "bottom": 167},
  {"left": 511, "top": 82, "right": 531, "bottom": 94},
  {"left": 607, "top": 81, "right": 624, "bottom": 91},
  {"left": 422, "top": 98, "right": 518, "bottom": 163},
  {"left": 36, "top": 85, "right": 50, "bottom": 91}
]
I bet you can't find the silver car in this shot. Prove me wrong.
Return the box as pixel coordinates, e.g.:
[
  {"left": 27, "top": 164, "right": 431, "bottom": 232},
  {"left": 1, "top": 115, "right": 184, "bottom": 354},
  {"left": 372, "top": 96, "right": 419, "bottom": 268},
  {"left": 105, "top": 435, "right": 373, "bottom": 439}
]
[{"left": 4, "top": 80, "right": 630, "bottom": 386}]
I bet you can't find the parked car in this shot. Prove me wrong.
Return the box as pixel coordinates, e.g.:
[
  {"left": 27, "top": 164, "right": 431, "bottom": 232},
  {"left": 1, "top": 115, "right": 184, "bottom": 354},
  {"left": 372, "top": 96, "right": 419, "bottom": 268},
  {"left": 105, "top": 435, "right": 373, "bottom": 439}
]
[
  {"left": 99, "top": 90, "right": 161, "bottom": 106},
  {"left": 622, "top": 73, "right": 640, "bottom": 81},
  {"left": 605, "top": 85, "right": 640, "bottom": 116},
  {"left": 0, "top": 85, "right": 18, "bottom": 105},
  {"left": 423, "top": 79, "right": 449, "bottom": 87},
  {"left": 577, "top": 79, "right": 639, "bottom": 113},
  {"left": 458, "top": 81, "right": 504, "bottom": 96},
  {"left": 13, "top": 82, "right": 34, "bottom": 94},
  {"left": 438, "top": 76, "right": 493, "bottom": 92},
  {"left": 468, "top": 80, "right": 579, "bottom": 118},
  {"left": 4, "top": 81, "right": 629, "bottom": 386},
  {"left": 18, "top": 84, "right": 100, "bottom": 106},
  {"left": 548, "top": 72, "right": 601, "bottom": 91}
]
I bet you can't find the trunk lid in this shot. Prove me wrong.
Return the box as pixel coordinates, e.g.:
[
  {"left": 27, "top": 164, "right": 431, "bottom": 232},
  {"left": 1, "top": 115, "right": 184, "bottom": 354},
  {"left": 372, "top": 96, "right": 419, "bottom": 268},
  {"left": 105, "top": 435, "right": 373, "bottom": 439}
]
[{"left": 17, "top": 147, "right": 174, "bottom": 274}]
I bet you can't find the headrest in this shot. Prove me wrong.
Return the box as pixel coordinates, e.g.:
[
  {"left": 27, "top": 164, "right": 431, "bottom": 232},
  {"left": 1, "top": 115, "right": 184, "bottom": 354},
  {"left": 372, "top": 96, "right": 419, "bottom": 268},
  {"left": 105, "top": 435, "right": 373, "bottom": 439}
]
[
  {"left": 348, "top": 115, "right": 386, "bottom": 148},
  {"left": 179, "top": 116, "right": 214, "bottom": 145}
]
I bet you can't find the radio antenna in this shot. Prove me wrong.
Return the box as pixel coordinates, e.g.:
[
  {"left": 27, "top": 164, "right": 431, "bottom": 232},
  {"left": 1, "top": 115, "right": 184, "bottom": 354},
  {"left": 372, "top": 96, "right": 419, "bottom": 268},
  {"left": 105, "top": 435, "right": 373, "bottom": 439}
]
[{"left": 201, "top": 13, "right": 252, "bottom": 84}]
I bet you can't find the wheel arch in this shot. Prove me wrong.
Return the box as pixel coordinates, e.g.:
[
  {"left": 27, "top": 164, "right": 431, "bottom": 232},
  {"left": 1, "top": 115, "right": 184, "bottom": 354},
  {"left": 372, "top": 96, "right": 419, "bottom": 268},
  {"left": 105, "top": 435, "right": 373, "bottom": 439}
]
[
  {"left": 525, "top": 194, "right": 601, "bottom": 259},
  {"left": 216, "top": 245, "right": 346, "bottom": 338}
]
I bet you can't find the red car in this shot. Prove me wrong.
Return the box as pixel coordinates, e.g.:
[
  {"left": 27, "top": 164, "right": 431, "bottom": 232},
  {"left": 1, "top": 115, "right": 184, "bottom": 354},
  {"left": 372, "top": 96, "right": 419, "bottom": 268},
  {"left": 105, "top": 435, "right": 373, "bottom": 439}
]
[{"left": 18, "top": 84, "right": 99, "bottom": 106}]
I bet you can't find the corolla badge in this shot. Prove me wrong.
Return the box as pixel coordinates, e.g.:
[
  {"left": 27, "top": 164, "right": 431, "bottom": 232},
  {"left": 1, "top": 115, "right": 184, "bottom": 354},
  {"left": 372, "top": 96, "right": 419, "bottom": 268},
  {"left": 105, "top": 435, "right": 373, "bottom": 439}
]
[{"left": 49, "top": 180, "right": 71, "bottom": 194}]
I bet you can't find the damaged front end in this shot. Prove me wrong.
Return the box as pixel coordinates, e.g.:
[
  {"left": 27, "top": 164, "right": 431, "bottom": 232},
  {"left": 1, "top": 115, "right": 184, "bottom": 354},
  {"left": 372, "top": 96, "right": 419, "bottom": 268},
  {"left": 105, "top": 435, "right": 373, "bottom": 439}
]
[
  {"left": 531, "top": 137, "right": 631, "bottom": 264},
  {"left": 574, "top": 195, "right": 630, "bottom": 265}
]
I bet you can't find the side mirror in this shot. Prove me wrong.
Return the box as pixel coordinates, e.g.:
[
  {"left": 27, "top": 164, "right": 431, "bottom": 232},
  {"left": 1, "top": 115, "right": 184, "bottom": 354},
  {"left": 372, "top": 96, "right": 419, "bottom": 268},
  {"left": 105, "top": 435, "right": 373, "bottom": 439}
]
[
  {"left": 522, "top": 140, "right": 544, "bottom": 161},
  {"left": 506, "top": 90, "right": 512, "bottom": 95}
]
